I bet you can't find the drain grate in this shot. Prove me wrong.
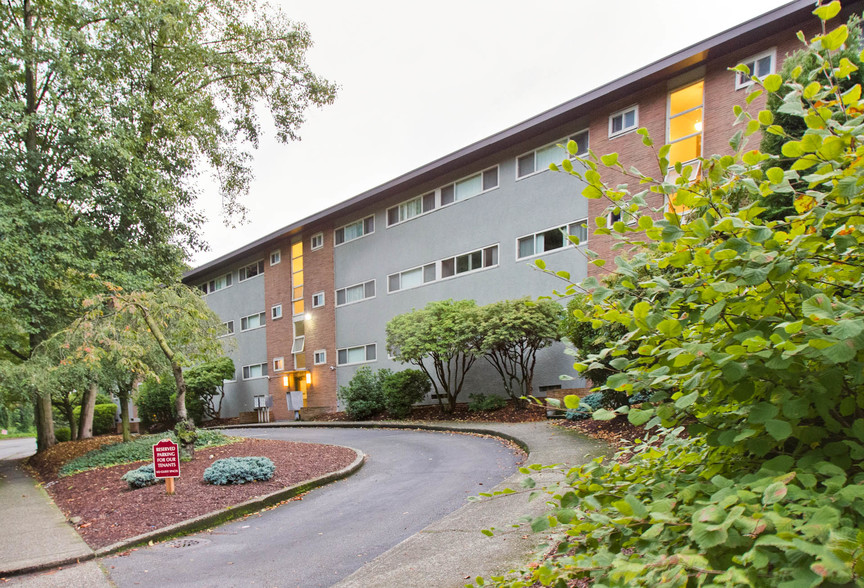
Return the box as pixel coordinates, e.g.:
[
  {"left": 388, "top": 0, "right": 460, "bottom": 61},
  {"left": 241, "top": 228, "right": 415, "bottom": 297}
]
[{"left": 165, "top": 538, "right": 203, "bottom": 549}]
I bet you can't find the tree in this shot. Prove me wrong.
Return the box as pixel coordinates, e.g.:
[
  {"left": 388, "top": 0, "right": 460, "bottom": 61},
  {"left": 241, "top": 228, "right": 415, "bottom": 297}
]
[
  {"left": 184, "top": 357, "right": 235, "bottom": 424},
  {"left": 480, "top": 4, "right": 864, "bottom": 584},
  {"left": 0, "top": 0, "right": 336, "bottom": 451},
  {"left": 479, "top": 298, "right": 562, "bottom": 403},
  {"left": 386, "top": 299, "right": 483, "bottom": 413}
]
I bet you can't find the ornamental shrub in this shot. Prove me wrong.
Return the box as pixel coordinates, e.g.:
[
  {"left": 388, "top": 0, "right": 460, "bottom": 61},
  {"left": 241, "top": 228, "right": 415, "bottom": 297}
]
[
  {"left": 468, "top": 393, "right": 507, "bottom": 412},
  {"left": 203, "top": 457, "right": 275, "bottom": 485},
  {"left": 54, "top": 427, "right": 71, "bottom": 443},
  {"left": 337, "top": 367, "right": 390, "bottom": 420},
  {"left": 381, "top": 369, "right": 430, "bottom": 418},
  {"left": 121, "top": 464, "right": 162, "bottom": 490},
  {"left": 134, "top": 376, "right": 176, "bottom": 431},
  {"left": 73, "top": 403, "right": 117, "bottom": 435}
]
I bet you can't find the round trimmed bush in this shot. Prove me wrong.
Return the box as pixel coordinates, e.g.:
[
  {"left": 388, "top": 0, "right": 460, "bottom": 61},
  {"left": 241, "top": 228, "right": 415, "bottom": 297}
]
[
  {"left": 121, "top": 464, "right": 162, "bottom": 489},
  {"left": 55, "top": 427, "right": 71, "bottom": 443},
  {"left": 203, "top": 457, "right": 275, "bottom": 485}
]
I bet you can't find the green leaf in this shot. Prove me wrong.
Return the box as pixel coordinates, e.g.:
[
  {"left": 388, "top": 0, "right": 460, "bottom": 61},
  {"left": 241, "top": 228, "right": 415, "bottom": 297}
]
[
  {"left": 813, "top": 0, "right": 841, "bottom": 21},
  {"left": 628, "top": 408, "right": 654, "bottom": 426},
  {"left": 763, "top": 481, "right": 788, "bottom": 505},
  {"left": 592, "top": 408, "right": 617, "bottom": 421},
  {"left": 563, "top": 395, "right": 581, "bottom": 410},
  {"left": 758, "top": 110, "right": 774, "bottom": 126},
  {"left": 601, "top": 153, "right": 619, "bottom": 166},
  {"left": 763, "top": 74, "right": 782, "bottom": 93},
  {"left": 675, "top": 391, "right": 699, "bottom": 409},
  {"left": 821, "top": 25, "right": 849, "bottom": 51},
  {"left": 765, "top": 419, "right": 793, "bottom": 441}
]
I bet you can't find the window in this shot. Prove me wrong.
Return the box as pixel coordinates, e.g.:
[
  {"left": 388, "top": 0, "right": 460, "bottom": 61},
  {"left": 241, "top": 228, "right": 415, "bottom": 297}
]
[
  {"left": 517, "top": 221, "right": 588, "bottom": 259},
  {"left": 293, "top": 320, "right": 305, "bottom": 369},
  {"left": 291, "top": 241, "right": 304, "bottom": 315},
  {"left": 736, "top": 48, "right": 775, "bottom": 89},
  {"left": 668, "top": 81, "right": 703, "bottom": 166},
  {"left": 336, "top": 280, "right": 376, "bottom": 306},
  {"left": 388, "top": 263, "right": 437, "bottom": 293},
  {"left": 516, "top": 131, "right": 589, "bottom": 179},
  {"left": 609, "top": 106, "right": 638, "bottom": 137},
  {"left": 292, "top": 336, "right": 305, "bottom": 354},
  {"left": 440, "top": 245, "right": 499, "bottom": 278},
  {"left": 221, "top": 321, "right": 234, "bottom": 337},
  {"left": 387, "top": 192, "right": 436, "bottom": 226},
  {"left": 440, "top": 167, "right": 498, "bottom": 206},
  {"left": 242, "top": 363, "right": 268, "bottom": 380},
  {"left": 337, "top": 344, "right": 377, "bottom": 366},
  {"left": 335, "top": 216, "right": 374, "bottom": 246},
  {"left": 239, "top": 260, "right": 264, "bottom": 282},
  {"left": 312, "top": 291, "right": 325, "bottom": 308},
  {"left": 273, "top": 357, "right": 285, "bottom": 372},
  {"left": 310, "top": 232, "right": 324, "bottom": 250},
  {"left": 314, "top": 350, "right": 327, "bottom": 365},
  {"left": 271, "top": 304, "right": 283, "bottom": 320},
  {"left": 199, "top": 272, "right": 233, "bottom": 295},
  {"left": 270, "top": 250, "right": 281, "bottom": 265},
  {"left": 240, "top": 312, "right": 265, "bottom": 331}
]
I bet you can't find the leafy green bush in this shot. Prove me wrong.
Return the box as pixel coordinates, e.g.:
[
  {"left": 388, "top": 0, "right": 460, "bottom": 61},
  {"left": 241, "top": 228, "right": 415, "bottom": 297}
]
[
  {"left": 203, "top": 457, "right": 275, "bottom": 485},
  {"left": 381, "top": 369, "right": 430, "bottom": 418},
  {"left": 337, "top": 367, "right": 390, "bottom": 420},
  {"left": 54, "top": 427, "right": 71, "bottom": 443},
  {"left": 134, "top": 376, "right": 176, "bottom": 431},
  {"left": 121, "top": 464, "right": 162, "bottom": 489},
  {"left": 59, "top": 430, "right": 233, "bottom": 476},
  {"left": 73, "top": 403, "right": 117, "bottom": 435},
  {"left": 468, "top": 393, "right": 507, "bottom": 412}
]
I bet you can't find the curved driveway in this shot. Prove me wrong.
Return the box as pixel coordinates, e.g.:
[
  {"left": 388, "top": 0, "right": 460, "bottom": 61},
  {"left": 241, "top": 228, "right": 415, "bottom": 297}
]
[{"left": 105, "top": 427, "right": 522, "bottom": 588}]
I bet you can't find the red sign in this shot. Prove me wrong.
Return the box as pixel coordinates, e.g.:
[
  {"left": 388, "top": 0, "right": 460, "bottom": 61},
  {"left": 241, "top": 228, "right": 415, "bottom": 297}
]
[{"left": 152, "top": 439, "right": 180, "bottom": 479}]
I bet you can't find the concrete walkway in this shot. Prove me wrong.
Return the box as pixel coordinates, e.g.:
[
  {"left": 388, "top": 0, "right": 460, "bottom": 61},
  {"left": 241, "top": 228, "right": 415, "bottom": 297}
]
[{"left": 0, "top": 421, "right": 607, "bottom": 587}]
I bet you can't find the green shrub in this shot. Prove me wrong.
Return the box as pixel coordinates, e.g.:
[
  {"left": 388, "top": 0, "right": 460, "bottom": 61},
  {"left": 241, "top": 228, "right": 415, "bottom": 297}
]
[
  {"left": 121, "top": 464, "right": 162, "bottom": 489},
  {"left": 337, "top": 367, "right": 390, "bottom": 420},
  {"left": 203, "top": 457, "right": 275, "bottom": 485},
  {"left": 59, "top": 431, "right": 234, "bottom": 476},
  {"left": 381, "top": 369, "right": 430, "bottom": 418},
  {"left": 468, "top": 393, "right": 507, "bottom": 412},
  {"left": 134, "top": 376, "right": 176, "bottom": 431},
  {"left": 73, "top": 403, "right": 117, "bottom": 435},
  {"left": 54, "top": 427, "right": 71, "bottom": 443}
]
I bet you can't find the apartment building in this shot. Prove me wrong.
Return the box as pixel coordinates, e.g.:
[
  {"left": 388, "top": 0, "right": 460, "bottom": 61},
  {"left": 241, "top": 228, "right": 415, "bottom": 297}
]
[{"left": 184, "top": 0, "right": 852, "bottom": 419}]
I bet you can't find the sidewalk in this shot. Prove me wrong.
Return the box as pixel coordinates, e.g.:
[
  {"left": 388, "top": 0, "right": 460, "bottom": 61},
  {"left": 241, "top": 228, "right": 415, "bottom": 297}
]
[{"left": 0, "top": 456, "right": 94, "bottom": 577}]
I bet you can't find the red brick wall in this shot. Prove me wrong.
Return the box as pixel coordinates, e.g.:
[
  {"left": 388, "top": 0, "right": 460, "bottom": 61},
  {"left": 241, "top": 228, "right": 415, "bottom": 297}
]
[{"left": 264, "top": 236, "right": 294, "bottom": 420}]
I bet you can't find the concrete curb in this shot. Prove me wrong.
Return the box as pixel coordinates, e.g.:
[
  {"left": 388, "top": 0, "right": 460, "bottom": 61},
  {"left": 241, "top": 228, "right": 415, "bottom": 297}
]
[{"left": 1, "top": 445, "right": 366, "bottom": 577}]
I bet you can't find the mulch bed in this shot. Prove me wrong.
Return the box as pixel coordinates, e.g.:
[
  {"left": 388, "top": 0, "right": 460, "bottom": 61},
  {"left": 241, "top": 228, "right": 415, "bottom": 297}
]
[
  {"left": 30, "top": 438, "right": 356, "bottom": 549},
  {"left": 316, "top": 400, "right": 547, "bottom": 423}
]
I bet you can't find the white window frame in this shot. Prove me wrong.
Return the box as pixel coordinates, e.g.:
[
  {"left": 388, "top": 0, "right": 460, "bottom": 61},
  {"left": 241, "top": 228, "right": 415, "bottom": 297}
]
[
  {"left": 220, "top": 320, "right": 235, "bottom": 338},
  {"left": 516, "top": 130, "right": 589, "bottom": 180},
  {"left": 313, "top": 350, "right": 327, "bottom": 365},
  {"left": 270, "top": 250, "right": 281, "bottom": 266},
  {"left": 387, "top": 263, "right": 437, "bottom": 293},
  {"left": 387, "top": 244, "right": 499, "bottom": 294},
  {"left": 439, "top": 166, "right": 499, "bottom": 208},
  {"left": 273, "top": 357, "right": 285, "bottom": 372},
  {"left": 735, "top": 48, "right": 776, "bottom": 90},
  {"left": 199, "top": 272, "right": 233, "bottom": 295},
  {"left": 334, "top": 215, "right": 375, "bottom": 247},
  {"left": 312, "top": 291, "right": 325, "bottom": 308},
  {"left": 240, "top": 311, "right": 266, "bottom": 332},
  {"left": 292, "top": 335, "right": 305, "bottom": 354},
  {"left": 516, "top": 220, "right": 588, "bottom": 261},
  {"left": 310, "top": 232, "right": 324, "bottom": 251},
  {"left": 271, "top": 304, "right": 283, "bottom": 320},
  {"left": 335, "top": 279, "right": 376, "bottom": 307},
  {"left": 336, "top": 343, "right": 377, "bottom": 366},
  {"left": 608, "top": 105, "right": 639, "bottom": 138},
  {"left": 386, "top": 191, "right": 437, "bottom": 227},
  {"left": 238, "top": 260, "right": 265, "bottom": 282},
  {"left": 241, "top": 362, "right": 268, "bottom": 380}
]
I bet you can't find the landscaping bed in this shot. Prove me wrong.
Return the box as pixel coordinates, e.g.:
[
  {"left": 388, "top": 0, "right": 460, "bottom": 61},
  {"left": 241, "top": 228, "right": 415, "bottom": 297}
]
[{"left": 27, "top": 436, "right": 356, "bottom": 549}]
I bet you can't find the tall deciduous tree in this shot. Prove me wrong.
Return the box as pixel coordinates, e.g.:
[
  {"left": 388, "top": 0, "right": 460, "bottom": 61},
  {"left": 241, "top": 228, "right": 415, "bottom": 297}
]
[
  {"left": 0, "top": 0, "right": 336, "bottom": 450},
  {"left": 386, "top": 300, "right": 483, "bottom": 413},
  {"left": 480, "top": 298, "right": 562, "bottom": 402}
]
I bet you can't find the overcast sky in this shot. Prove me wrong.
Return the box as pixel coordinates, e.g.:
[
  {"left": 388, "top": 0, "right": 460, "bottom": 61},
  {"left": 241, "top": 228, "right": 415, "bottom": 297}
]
[{"left": 190, "top": 0, "right": 794, "bottom": 267}]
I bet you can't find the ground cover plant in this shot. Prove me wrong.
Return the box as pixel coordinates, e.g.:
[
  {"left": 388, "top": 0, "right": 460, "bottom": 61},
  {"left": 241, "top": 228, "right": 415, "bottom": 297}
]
[
  {"left": 203, "top": 456, "right": 276, "bottom": 485},
  {"left": 472, "top": 4, "right": 864, "bottom": 586}
]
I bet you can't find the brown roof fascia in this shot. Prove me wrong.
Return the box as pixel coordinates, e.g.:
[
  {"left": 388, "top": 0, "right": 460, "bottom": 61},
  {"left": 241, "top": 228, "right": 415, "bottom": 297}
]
[{"left": 184, "top": 0, "right": 832, "bottom": 282}]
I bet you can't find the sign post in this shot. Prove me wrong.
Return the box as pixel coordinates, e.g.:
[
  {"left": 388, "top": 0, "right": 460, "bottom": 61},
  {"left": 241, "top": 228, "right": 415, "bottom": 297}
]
[{"left": 152, "top": 438, "right": 180, "bottom": 495}]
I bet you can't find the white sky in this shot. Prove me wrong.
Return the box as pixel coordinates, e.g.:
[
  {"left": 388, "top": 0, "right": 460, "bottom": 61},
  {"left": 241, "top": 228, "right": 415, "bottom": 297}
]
[{"left": 190, "top": 0, "right": 793, "bottom": 267}]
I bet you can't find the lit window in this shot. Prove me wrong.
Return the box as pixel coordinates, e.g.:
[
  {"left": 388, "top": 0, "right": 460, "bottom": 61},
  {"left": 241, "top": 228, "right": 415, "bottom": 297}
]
[
  {"left": 271, "top": 304, "right": 283, "bottom": 320},
  {"left": 335, "top": 216, "right": 374, "bottom": 246},
  {"left": 516, "top": 221, "right": 588, "bottom": 260},
  {"left": 609, "top": 106, "right": 638, "bottom": 138},
  {"left": 312, "top": 292, "right": 325, "bottom": 308},
  {"left": 736, "top": 49, "right": 775, "bottom": 89},
  {"left": 313, "top": 350, "right": 326, "bottom": 365},
  {"left": 668, "top": 81, "right": 703, "bottom": 167},
  {"left": 238, "top": 260, "right": 264, "bottom": 282},
  {"left": 517, "top": 131, "right": 589, "bottom": 179},
  {"left": 199, "top": 272, "right": 233, "bottom": 294},
  {"left": 273, "top": 357, "right": 285, "bottom": 372},
  {"left": 310, "top": 232, "right": 324, "bottom": 250},
  {"left": 270, "top": 250, "right": 281, "bottom": 265},
  {"left": 242, "top": 363, "right": 268, "bottom": 380},
  {"left": 240, "top": 312, "right": 265, "bottom": 331},
  {"left": 337, "top": 344, "right": 377, "bottom": 366},
  {"left": 292, "top": 241, "right": 304, "bottom": 315},
  {"left": 336, "top": 280, "right": 376, "bottom": 306}
]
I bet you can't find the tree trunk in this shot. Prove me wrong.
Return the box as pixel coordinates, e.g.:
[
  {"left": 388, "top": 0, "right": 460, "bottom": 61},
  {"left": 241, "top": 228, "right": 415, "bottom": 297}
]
[
  {"left": 118, "top": 389, "right": 131, "bottom": 442},
  {"left": 78, "top": 381, "right": 97, "bottom": 439},
  {"left": 62, "top": 396, "right": 77, "bottom": 440},
  {"left": 35, "top": 394, "right": 55, "bottom": 452}
]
